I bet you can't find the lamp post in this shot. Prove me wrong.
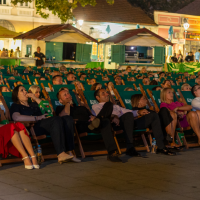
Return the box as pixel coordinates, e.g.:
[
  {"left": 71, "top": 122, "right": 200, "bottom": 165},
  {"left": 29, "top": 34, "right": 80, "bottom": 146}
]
[{"left": 183, "top": 18, "right": 190, "bottom": 57}]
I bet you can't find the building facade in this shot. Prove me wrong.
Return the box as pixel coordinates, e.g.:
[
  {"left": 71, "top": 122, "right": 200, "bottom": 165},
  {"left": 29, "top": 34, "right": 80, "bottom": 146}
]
[{"left": 154, "top": 9, "right": 200, "bottom": 57}]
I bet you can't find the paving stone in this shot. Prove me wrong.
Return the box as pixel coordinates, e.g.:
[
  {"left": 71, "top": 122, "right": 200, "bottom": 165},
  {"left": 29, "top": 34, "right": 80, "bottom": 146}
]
[
  {"left": 0, "top": 193, "right": 51, "bottom": 200},
  {"left": 1, "top": 149, "right": 200, "bottom": 199}
]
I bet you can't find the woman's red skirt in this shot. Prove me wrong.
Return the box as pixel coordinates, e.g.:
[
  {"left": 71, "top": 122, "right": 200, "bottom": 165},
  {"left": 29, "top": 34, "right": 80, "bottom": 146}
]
[{"left": 0, "top": 122, "right": 30, "bottom": 158}]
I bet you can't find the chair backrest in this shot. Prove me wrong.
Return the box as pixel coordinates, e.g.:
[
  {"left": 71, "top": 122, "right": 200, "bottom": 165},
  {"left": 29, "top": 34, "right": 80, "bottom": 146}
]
[
  {"left": 53, "top": 84, "right": 75, "bottom": 93},
  {"left": 83, "top": 91, "right": 99, "bottom": 110},
  {"left": 115, "top": 85, "right": 135, "bottom": 91},
  {"left": 1, "top": 92, "right": 13, "bottom": 119},
  {"left": 179, "top": 91, "right": 194, "bottom": 105}
]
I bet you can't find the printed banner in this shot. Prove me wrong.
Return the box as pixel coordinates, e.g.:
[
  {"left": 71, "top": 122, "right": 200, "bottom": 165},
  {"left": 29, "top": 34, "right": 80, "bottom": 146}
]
[{"left": 167, "top": 63, "right": 200, "bottom": 74}]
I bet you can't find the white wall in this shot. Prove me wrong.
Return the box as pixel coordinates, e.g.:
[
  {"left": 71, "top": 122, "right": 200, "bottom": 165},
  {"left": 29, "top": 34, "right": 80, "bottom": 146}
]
[
  {"left": 104, "top": 44, "right": 117, "bottom": 69},
  {"left": 21, "top": 39, "right": 45, "bottom": 57}
]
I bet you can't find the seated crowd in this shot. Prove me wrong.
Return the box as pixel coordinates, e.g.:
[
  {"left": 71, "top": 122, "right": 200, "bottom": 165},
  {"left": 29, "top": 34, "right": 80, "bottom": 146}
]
[{"left": 1, "top": 65, "right": 200, "bottom": 169}]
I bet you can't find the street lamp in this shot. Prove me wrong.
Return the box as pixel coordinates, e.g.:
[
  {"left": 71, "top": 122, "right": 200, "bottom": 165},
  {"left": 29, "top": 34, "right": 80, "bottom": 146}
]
[
  {"left": 78, "top": 20, "right": 84, "bottom": 30},
  {"left": 183, "top": 18, "right": 190, "bottom": 39}
]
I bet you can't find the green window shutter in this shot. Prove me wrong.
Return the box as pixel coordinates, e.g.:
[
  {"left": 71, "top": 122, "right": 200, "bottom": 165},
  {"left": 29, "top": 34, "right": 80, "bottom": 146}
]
[
  {"left": 154, "top": 46, "right": 165, "bottom": 64},
  {"left": 54, "top": 42, "right": 63, "bottom": 61},
  {"left": 46, "top": 42, "right": 54, "bottom": 60},
  {"left": 76, "top": 44, "right": 92, "bottom": 63},
  {"left": 82, "top": 44, "right": 92, "bottom": 63},
  {"left": 76, "top": 43, "right": 83, "bottom": 62},
  {"left": 46, "top": 42, "right": 63, "bottom": 61},
  {"left": 111, "top": 45, "right": 125, "bottom": 64}
]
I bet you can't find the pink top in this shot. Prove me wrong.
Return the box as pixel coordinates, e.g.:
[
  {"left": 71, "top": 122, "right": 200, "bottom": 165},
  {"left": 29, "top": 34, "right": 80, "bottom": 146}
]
[{"left": 160, "top": 101, "right": 189, "bottom": 128}]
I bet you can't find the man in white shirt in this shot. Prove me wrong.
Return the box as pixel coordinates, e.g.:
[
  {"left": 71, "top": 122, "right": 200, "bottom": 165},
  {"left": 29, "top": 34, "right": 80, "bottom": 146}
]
[
  {"left": 191, "top": 85, "right": 200, "bottom": 111},
  {"left": 92, "top": 89, "right": 174, "bottom": 159}
]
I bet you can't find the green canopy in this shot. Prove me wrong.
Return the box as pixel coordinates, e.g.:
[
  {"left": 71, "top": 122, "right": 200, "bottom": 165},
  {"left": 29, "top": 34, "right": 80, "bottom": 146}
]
[{"left": 0, "top": 26, "right": 19, "bottom": 38}]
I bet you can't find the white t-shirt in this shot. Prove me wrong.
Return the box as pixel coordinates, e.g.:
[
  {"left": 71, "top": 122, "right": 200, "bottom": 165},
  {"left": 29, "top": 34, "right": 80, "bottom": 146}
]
[{"left": 191, "top": 97, "right": 200, "bottom": 111}]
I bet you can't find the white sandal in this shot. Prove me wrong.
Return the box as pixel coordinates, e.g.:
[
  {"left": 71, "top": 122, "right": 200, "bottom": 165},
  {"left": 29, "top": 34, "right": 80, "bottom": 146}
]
[
  {"left": 30, "top": 156, "right": 40, "bottom": 169},
  {"left": 22, "top": 156, "right": 33, "bottom": 170}
]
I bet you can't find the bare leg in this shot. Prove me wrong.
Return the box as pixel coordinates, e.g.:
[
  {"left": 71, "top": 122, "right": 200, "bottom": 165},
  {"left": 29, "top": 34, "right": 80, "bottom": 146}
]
[
  {"left": 18, "top": 130, "right": 38, "bottom": 166},
  {"left": 10, "top": 131, "right": 32, "bottom": 166},
  {"left": 187, "top": 111, "right": 200, "bottom": 144},
  {"left": 165, "top": 111, "right": 178, "bottom": 146}
]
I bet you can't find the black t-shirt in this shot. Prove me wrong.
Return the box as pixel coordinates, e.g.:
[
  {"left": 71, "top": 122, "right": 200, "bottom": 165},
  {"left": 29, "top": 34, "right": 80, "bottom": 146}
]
[
  {"left": 185, "top": 55, "right": 194, "bottom": 62},
  {"left": 10, "top": 102, "right": 42, "bottom": 120},
  {"left": 34, "top": 52, "right": 45, "bottom": 66},
  {"left": 171, "top": 57, "right": 178, "bottom": 63}
]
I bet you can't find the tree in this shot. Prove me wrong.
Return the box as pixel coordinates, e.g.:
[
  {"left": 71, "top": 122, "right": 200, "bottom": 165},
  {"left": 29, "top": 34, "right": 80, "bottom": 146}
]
[
  {"left": 128, "top": 0, "right": 195, "bottom": 18},
  {"left": 11, "top": 0, "right": 114, "bottom": 23}
]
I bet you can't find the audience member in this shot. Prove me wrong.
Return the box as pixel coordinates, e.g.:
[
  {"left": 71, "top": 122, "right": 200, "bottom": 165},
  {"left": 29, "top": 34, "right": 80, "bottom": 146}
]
[
  {"left": 131, "top": 94, "right": 176, "bottom": 154},
  {"left": 79, "top": 73, "right": 87, "bottom": 81},
  {"left": 91, "top": 83, "right": 102, "bottom": 91},
  {"left": 152, "top": 86, "right": 162, "bottom": 91},
  {"left": 0, "top": 121, "right": 39, "bottom": 169},
  {"left": 10, "top": 85, "right": 76, "bottom": 164},
  {"left": 124, "top": 87, "right": 134, "bottom": 91},
  {"left": 52, "top": 75, "right": 63, "bottom": 85},
  {"left": 160, "top": 88, "right": 200, "bottom": 145},
  {"left": 142, "top": 77, "right": 150, "bottom": 85},
  {"left": 114, "top": 76, "right": 123, "bottom": 85},
  {"left": 67, "top": 72, "right": 76, "bottom": 82},
  {"left": 181, "top": 83, "right": 191, "bottom": 91},
  {"left": 149, "top": 80, "right": 158, "bottom": 85}
]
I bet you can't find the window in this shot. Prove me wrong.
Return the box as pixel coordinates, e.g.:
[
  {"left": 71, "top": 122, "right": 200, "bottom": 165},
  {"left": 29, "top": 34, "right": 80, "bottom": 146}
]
[
  {"left": 20, "top": 2, "right": 28, "bottom": 6},
  {"left": 0, "top": 0, "right": 6, "bottom": 4}
]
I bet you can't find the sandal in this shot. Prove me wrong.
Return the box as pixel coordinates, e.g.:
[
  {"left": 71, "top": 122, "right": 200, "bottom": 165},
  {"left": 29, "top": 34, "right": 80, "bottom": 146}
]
[{"left": 22, "top": 156, "right": 33, "bottom": 170}]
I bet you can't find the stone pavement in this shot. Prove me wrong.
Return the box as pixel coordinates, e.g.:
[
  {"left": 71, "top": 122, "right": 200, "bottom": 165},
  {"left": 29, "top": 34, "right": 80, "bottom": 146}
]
[{"left": 1, "top": 148, "right": 200, "bottom": 200}]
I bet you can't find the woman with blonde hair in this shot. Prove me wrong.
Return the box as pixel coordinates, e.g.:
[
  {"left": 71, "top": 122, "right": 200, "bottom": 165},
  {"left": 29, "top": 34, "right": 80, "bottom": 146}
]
[
  {"left": 160, "top": 88, "right": 200, "bottom": 145},
  {"left": 181, "top": 83, "right": 191, "bottom": 91},
  {"left": 28, "top": 85, "right": 41, "bottom": 98}
]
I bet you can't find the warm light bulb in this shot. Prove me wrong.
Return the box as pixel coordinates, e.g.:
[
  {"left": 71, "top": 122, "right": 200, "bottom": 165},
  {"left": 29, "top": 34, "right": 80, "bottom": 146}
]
[{"left": 78, "top": 20, "right": 84, "bottom": 26}]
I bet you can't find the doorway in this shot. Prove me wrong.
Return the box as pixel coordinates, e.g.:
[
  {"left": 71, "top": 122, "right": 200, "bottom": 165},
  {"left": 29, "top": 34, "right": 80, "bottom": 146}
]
[{"left": 63, "top": 43, "right": 77, "bottom": 60}]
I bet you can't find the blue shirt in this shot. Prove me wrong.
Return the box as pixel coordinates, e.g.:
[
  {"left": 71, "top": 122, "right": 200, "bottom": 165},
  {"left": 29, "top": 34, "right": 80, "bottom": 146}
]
[{"left": 195, "top": 52, "right": 200, "bottom": 60}]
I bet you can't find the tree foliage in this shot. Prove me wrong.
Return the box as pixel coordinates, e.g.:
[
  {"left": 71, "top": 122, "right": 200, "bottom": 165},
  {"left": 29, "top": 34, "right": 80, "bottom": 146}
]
[
  {"left": 11, "top": 0, "right": 114, "bottom": 23},
  {"left": 128, "top": 0, "right": 195, "bottom": 18}
]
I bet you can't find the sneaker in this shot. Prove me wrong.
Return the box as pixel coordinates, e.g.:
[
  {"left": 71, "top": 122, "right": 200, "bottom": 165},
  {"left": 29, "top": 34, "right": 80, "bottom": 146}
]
[
  {"left": 156, "top": 148, "right": 176, "bottom": 156},
  {"left": 71, "top": 157, "right": 81, "bottom": 163},
  {"left": 126, "top": 147, "right": 141, "bottom": 157},
  {"left": 107, "top": 152, "right": 122, "bottom": 162},
  {"left": 88, "top": 118, "right": 100, "bottom": 130}
]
